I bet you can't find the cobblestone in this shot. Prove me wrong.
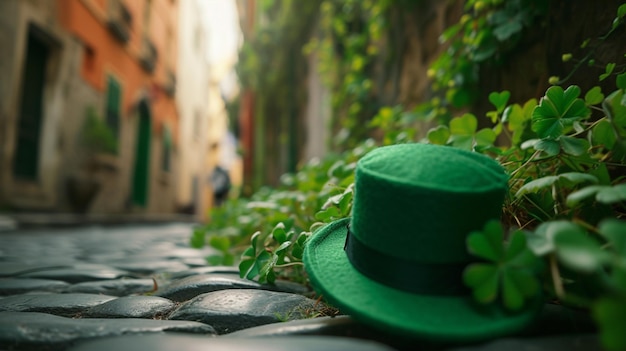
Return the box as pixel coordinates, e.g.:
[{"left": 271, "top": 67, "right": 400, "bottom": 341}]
[{"left": 0, "top": 222, "right": 601, "bottom": 350}]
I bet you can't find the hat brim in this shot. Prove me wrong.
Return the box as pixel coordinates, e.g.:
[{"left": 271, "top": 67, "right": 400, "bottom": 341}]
[{"left": 304, "top": 218, "right": 542, "bottom": 343}]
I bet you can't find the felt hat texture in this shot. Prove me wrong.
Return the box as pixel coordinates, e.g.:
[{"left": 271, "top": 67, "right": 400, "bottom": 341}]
[{"left": 304, "top": 143, "right": 541, "bottom": 342}]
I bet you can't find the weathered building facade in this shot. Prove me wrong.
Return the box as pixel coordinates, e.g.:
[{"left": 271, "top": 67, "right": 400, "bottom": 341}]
[{"left": 0, "top": 0, "right": 180, "bottom": 215}]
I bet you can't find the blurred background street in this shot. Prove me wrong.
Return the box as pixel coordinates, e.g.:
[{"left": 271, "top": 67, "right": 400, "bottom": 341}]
[{"left": 0, "top": 0, "right": 242, "bottom": 224}]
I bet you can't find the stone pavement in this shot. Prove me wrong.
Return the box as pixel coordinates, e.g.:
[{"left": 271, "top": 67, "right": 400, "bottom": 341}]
[{"left": 0, "top": 223, "right": 602, "bottom": 350}]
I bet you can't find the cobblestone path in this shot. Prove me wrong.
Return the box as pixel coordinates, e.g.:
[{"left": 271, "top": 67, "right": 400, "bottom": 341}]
[{"left": 0, "top": 223, "right": 600, "bottom": 350}]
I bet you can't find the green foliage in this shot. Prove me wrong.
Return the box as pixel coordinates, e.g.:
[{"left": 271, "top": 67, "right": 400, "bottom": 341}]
[
  {"left": 308, "top": 0, "right": 393, "bottom": 148},
  {"left": 195, "top": 2, "right": 626, "bottom": 349},
  {"left": 429, "top": 0, "right": 548, "bottom": 117},
  {"left": 464, "top": 220, "right": 541, "bottom": 310},
  {"left": 194, "top": 140, "right": 375, "bottom": 284},
  {"left": 82, "top": 106, "right": 118, "bottom": 155}
]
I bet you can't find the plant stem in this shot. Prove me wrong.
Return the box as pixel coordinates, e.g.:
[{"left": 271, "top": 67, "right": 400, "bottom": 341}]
[
  {"left": 274, "top": 262, "right": 305, "bottom": 268},
  {"left": 549, "top": 254, "right": 565, "bottom": 299}
]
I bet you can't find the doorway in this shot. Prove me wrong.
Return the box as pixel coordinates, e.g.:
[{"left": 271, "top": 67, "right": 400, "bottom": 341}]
[{"left": 12, "top": 30, "right": 50, "bottom": 180}]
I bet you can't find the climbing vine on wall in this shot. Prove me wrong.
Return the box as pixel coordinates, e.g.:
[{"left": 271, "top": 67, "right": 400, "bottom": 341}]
[
  {"left": 304, "top": 0, "right": 392, "bottom": 149},
  {"left": 195, "top": 2, "right": 626, "bottom": 349},
  {"left": 425, "top": 0, "right": 548, "bottom": 121}
]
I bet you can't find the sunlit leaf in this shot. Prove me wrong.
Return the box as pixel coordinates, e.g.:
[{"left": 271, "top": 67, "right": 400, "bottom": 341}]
[
  {"left": 315, "top": 206, "right": 340, "bottom": 221},
  {"left": 450, "top": 113, "right": 478, "bottom": 135},
  {"left": 585, "top": 86, "right": 605, "bottom": 105},
  {"left": 451, "top": 135, "right": 474, "bottom": 150},
  {"left": 427, "top": 125, "right": 451, "bottom": 145},
  {"left": 190, "top": 228, "right": 206, "bottom": 248},
  {"left": 475, "top": 128, "right": 497, "bottom": 146},
  {"left": 209, "top": 236, "right": 231, "bottom": 253},
  {"left": 489, "top": 91, "right": 511, "bottom": 113}
]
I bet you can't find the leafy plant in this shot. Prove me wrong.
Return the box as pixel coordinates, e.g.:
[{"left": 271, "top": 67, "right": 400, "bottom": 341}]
[
  {"left": 464, "top": 220, "right": 541, "bottom": 310},
  {"left": 193, "top": 2, "right": 626, "bottom": 349},
  {"left": 82, "top": 106, "right": 118, "bottom": 155},
  {"left": 193, "top": 140, "right": 375, "bottom": 284},
  {"left": 429, "top": 0, "right": 548, "bottom": 115}
]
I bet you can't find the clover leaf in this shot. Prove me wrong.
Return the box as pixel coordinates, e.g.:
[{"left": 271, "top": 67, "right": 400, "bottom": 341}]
[
  {"left": 464, "top": 220, "right": 541, "bottom": 310},
  {"left": 567, "top": 183, "right": 626, "bottom": 207},
  {"left": 427, "top": 125, "right": 451, "bottom": 145},
  {"left": 516, "top": 172, "right": 598, "bottom": 198},
  {"left": 502, "top": 99, "right": 536, "bottom": 145},
  {"left": 488, "top": 91, "right": 511, "bottom": 113},
  {"left": 525, "top": 220, "right": 610, "bottom": 274},
  {"left": 531, "top": 86, "right": 590, "bottom": 139},
  {"left": 449, "top": 113, "right": 496, "bottom": 151}
]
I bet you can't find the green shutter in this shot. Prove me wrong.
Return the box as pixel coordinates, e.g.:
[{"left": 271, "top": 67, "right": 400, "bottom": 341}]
[{"left": 132, "top": 102, "right": 151, "bottom": 207}]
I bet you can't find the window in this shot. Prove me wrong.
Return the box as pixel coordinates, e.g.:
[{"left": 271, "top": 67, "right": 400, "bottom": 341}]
[{"left": 105, "top": 75, "right": 121, "bottom": 147}]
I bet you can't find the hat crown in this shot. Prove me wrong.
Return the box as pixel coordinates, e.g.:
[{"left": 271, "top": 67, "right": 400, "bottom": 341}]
[{"left": 350, "top": 143, "right": 508, "bottom": 264}]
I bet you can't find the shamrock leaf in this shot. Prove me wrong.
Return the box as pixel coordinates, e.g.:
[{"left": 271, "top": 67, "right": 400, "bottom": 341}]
[
  {"left": 531, "top": 86, "right": 590, "bottom": 139},
  {"left": 489, "top": 91, "right": 511, "bottom": 113},
  {"left": 516, "top": 172, "right": 598, "bottom": 197},
  {"left": 526, "top": 220, "right": 610, "bottom": 274},
  {"left": 585, "top": 86, "right": 605, "bottom": 105},
  {"left": 502, "top": 99, "right": 536, "bottom": 145},
  {"left": 567, "top": 183, "right": 626, "bottom": 207},
  {"left": 464, "top": 220, "right": 541, "bottom": 310},
  {"left": 449, "top": 113, "right": 496, "bottom": 150},
  {"left": 427, "top": 125, "right": 451, "bottom": 145}
]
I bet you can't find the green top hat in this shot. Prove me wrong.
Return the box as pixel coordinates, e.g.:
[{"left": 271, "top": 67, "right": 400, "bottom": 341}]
[{"left": 304, "top": 143, "right": 541, "bottom": 343}]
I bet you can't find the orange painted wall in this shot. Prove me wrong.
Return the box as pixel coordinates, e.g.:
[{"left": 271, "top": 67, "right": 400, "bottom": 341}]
[{"left": 57, "top": 0, "right": 178, "bottom": 141}]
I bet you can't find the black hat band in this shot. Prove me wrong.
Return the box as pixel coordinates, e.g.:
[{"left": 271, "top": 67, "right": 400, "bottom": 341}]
[{"left": 344, "top": 225, "right": 469, "bottom": 296}]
